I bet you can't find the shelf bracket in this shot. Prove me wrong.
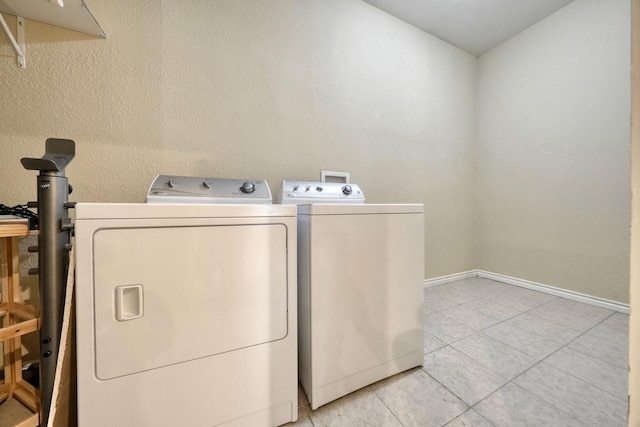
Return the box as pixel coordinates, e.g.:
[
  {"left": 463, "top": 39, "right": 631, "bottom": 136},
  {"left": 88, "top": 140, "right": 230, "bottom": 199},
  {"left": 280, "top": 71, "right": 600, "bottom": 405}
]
[{"left": 0, "top": 14, "right": 25, "bottom": 68}]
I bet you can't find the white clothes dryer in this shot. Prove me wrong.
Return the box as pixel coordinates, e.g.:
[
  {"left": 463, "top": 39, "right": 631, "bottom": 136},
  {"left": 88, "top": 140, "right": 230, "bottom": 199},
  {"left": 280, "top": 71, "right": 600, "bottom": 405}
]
[
  {"left": 74, "top": 176, "right": 298, "bottom": 426},
  {"left": 279, "top": 181, "right": 424, "bottom": 410}
]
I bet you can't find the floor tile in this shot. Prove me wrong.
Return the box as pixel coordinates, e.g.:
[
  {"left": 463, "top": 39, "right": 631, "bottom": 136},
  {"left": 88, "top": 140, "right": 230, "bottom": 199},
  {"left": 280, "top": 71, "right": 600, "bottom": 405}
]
[
  {"left": 588, "top": 312, "right": 629, "bottom": 345},
  {"left": 373, "top": 368, "right": 467, "bottom": 427},
  {"left": 503, "top": 313, "right": 583, "bottom": 344},
  {"left": 475, "top": 382, "right": 582, "bottom": 427},
  {"left": 490, "top": 288, "right": 557, "bottom": 311},
  {"left": 527, "top": 299, "right": 612, "bottom": 332},
  {"left": 482, "top": 322, "right": 564, "bottom": 360},
  {"left": 440, "top": 305, "right": 501, "bottom": 331},
  {"left": 461, "top": 298, "right": 522, "bottom": 321},
  {"left": 424, "top": 294, "right": 460, "bottom": 314},
  {"left": 569, "top": 332, "right": 628, "bottom": 369},
  {"left": 544, "top": 346, "right": 628, "bottom": 399},
  {"left": 475, "top": 279, "right": 519, "bottom": 297},
  {"left": 513, "top": 362, "right": 627, "bottom": 427},
  {"left": 288, "top": 406, "right": 314, "bottom": 426},
  {"left": 425, "top": 284, "right": 482, "bottom": 306},
  {"left": 451, "top": 333, "right": 536, "bottom": 379},
  {"left": 424, "top": 312, "right": 475, "bottom": 343},
  {"left": 307, "top": 387, "right": 402, "bottom": 427},
  {"left": 424, "top": 331, "right": 447, "bottom": 354},
  {"left": 543, "top": 297, "right": 615, "bottom": 319},
  {"left": 422, "top": 346, "right": 508, "bottom": 405},
  {"left": 444, "top": 409, "right": 492, "bottom": 427}
]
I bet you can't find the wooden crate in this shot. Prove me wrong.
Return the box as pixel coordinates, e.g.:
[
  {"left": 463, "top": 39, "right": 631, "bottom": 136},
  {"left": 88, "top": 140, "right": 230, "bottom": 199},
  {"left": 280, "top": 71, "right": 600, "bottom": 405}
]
[{"left": 0, "top": 221, "right": 39, "bottom": 427}]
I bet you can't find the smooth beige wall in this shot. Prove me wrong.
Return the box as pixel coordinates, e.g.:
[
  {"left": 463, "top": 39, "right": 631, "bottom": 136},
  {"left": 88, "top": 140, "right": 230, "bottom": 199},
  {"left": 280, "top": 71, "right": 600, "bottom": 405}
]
[
  {"left": 0, "top": 0, "right": 478, "bottom": 279},
  {"left": 477, "top": 0, "right": 631, "bottom": 303}
]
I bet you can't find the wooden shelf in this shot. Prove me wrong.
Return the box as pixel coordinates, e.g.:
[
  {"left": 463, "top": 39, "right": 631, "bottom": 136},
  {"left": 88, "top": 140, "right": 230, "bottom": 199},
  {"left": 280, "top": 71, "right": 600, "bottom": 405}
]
[{"left": 1, "top": 223, "right": 40, "bottom": 426}]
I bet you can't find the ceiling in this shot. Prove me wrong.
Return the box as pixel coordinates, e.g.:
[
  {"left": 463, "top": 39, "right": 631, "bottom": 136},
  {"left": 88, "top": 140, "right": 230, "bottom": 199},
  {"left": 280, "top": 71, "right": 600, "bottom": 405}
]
[{"left": 361, "top": 0, "right": 575, "bottom": 56}]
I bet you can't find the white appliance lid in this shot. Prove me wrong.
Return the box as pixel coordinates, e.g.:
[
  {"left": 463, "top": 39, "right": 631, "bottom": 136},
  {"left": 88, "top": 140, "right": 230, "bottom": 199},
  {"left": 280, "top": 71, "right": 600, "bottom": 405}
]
[
  {"left": 296, "top": 203, "right": 424, "bottom": 215},
  {"left": 75, "top": 203, "right": 296, "bottom": 219}
]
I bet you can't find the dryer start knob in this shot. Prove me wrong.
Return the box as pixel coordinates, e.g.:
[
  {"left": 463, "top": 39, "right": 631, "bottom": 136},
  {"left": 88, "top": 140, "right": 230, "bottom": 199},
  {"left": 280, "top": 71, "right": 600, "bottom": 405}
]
[
  {"left": 342, "top": 185, "right": 353, "bottom": 195},
  {"left": 240, "top": 181, "right": 255, "bottom": 194}
]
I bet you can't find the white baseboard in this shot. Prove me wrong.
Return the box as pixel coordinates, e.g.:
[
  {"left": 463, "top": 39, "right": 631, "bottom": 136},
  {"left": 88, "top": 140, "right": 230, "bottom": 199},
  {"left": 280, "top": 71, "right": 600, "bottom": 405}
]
[
  {"left": 423, "top": 270, "right": 478, "bottom": 288},
  {"left": 423, "top": 269, "right": 629, "bottom": 314},
  {"left": 477, "top": 270, "right": 630, "bottom": 314}
]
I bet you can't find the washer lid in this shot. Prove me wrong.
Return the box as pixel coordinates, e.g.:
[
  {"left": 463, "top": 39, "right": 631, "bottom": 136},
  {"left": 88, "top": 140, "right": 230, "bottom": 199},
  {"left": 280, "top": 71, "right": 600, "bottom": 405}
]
[
  {"left": 296, "top": 203, "right": 424, "bottom": 215},
  {"left": 279, "top": 181, "right": 365, "bottom": 205}
]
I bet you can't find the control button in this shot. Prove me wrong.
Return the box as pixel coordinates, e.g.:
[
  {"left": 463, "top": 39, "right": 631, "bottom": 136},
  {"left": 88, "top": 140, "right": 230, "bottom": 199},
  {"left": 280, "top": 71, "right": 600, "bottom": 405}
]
[
  {"left": 240, "top": 181, "right": 255, "bottom": 194},
  {"left": 316, "top": 186, "right": 323, "bottom": 192},
  {"left": 167, "top": 179, "right": 176, "bottom": 188},
  {"left": 342, "top": 185, "right": 352, "bottom": 195},
  {"left": 202, "top": 181, "right": 210, "bottom": 189}
]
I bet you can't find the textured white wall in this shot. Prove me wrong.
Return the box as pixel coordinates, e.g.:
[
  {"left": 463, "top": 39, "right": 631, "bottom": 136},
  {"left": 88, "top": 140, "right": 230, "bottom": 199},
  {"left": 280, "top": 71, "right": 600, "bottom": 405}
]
[
  {"left": 477, "top": 0, "right": 631, "bottom": 302},
  {"left": 0, "top": 0, "right": 478, "bottom": 279}
]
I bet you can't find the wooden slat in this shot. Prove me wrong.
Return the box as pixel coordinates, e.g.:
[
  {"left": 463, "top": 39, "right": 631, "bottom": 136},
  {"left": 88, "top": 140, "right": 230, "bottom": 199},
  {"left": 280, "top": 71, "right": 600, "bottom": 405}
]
[
  {"left": 0, "top": 223, "right": 29, "bottom": 238},
  {"left": 9, "top": 304, "right": 38, "bottom": 321},
  {"left": 3, "top": 325, "right": 14, "bottom": 400},
  {"left": 49, "top": 250, "right": 75, "bottom": 427},
  {"left": 0, "top": 383, "right": 9, "bottom": 403},
  {"left": 1, "top": 239, "right": 10, "bottom": 311},
  {"left": 12, "top": 413, "right": 40, "bottom": 427},
  {"left": 14, "top": 381, "right": 40, "bottom": 413},
  {"left": 17, "top": 379, "right": 38, "bottom": 398},
  {"left": 0, "top": 318, "right": 38, "bottom": 341},
  {"left": 8, "top": 236, "right": 20, "bottom": 305},
  {"left": 10, "top": 336, "right": 24, "bottom": 397}
]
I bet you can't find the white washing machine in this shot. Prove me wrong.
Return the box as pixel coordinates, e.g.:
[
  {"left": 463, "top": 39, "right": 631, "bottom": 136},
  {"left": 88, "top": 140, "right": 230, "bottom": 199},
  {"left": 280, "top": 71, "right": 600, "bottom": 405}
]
[
  {"left": 279, "top": 181, "right": 424, "bottom": 409},
  {"left": 74, "top": 176, "right": 298, "bottom": 427}
]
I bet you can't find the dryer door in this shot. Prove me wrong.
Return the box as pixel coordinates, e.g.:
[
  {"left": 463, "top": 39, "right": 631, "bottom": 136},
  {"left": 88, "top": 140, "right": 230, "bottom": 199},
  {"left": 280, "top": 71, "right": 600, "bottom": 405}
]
[{"left": 91, "top": 223, "right": 288, "bottom": 380}]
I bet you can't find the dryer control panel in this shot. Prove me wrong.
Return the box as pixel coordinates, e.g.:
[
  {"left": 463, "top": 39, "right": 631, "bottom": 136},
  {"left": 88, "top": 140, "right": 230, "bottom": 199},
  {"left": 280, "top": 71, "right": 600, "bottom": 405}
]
[
  {"left": 146, "top": 175, "right": 272, "bottom": 204},
  {"left": 279, "top": 181, "right": 365, "bottom": 204}
]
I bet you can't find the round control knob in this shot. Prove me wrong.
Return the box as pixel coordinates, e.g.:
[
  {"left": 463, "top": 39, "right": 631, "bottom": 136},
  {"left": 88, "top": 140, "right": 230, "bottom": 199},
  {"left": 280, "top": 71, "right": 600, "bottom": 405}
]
[
  {"left": 316, "top": 186, "right": 323, "bottom": 192},
  {"left": 240, "top": 181, "right": 255, "bottom": 194},
  {"left": 167, "top": 179, "right": 176, "bottom": 188},
  {"left": 202, "top": 181, "right": 211, "bottom": 189},
  {"left": 342, "top": 185, "right": 352, "bottom": 195}
]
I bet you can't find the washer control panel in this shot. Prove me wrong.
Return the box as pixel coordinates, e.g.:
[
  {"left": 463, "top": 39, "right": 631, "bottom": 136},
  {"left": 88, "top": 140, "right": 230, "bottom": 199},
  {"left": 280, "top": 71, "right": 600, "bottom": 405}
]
[
  {"left": 146, "top": 175, "right": 272, "bottom": 204},
  {"left": 279, "top": 181, "right": 365, "bottom": 204}
]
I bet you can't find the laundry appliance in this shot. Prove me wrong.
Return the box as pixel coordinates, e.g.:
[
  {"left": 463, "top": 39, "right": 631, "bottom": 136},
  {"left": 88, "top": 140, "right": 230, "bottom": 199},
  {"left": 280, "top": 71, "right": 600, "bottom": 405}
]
[
  {"left": 279, "top": 181, "right": 424, "bottom": 409},
  {"left": 74, "top": 175, "right": 298, "bottom": 426}
]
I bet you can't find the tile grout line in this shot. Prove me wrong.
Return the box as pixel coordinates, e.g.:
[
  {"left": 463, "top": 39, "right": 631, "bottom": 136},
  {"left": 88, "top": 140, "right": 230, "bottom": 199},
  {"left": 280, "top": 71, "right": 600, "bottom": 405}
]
[
  {"left": 417, "top": 361, "right": 473, "bottom": 417},
  {"left": 370, "top": 385, "right": 408, "bottom": 427}
]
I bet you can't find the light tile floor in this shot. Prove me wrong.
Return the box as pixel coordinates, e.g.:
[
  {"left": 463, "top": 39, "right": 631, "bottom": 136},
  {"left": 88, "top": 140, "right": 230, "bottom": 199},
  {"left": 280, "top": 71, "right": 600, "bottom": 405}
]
[{"left": 288, "top": 277, "right": 629, "bottom": 427}]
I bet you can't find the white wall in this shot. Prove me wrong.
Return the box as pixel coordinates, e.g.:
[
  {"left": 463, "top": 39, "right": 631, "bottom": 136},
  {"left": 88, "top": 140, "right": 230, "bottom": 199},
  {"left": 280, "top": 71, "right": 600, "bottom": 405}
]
[
  {"left": 629, "top": 0, "right": 639, "bottom": 421},
  {"left": 477, "top": 0, "right": 631, "bottom": 303},
  {"left": 0, "top": 0, "right": 478, "bottom": 279}
]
